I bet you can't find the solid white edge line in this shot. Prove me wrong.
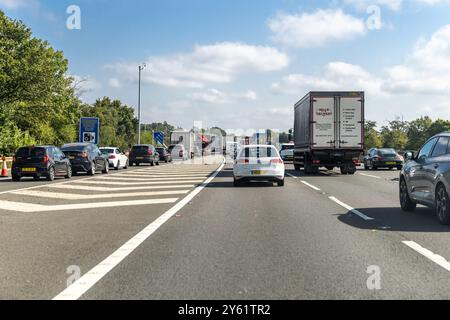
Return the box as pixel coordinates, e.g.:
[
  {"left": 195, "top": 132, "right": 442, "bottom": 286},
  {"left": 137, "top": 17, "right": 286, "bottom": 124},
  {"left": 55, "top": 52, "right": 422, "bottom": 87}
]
[
  {"left": 329, "top": 196, "right": 375, "bottom": 221},
  {"left": 286, "top": 173, "right": 298, "bottom": 179},
  {"left": 402, "top": 241, "right": 450, "bottom": 272},
  {"left": 52, "top": 162, "right": 224, "bottom": 300},
  {"left": 359, "top": 173, "right": 381, "bottom": 179}
]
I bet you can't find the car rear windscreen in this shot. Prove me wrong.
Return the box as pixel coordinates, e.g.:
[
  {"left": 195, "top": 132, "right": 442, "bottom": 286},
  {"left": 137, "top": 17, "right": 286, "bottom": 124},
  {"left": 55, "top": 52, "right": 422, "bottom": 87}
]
[
  {"left": 101, "top": 149, "right": 114, "bottom": 154},
  {"left": 15, "top": 147, "right": 46, "bottom": 157},
  {"left": 132, "top": 146, "right": 150, "bottom": 153},
  {"left": 62, "top": 145, "right": 87, "bottom": 152},
  {"left": 378, "top": 149, "right": 397, "bottom": 156},
  {"left": 240, "top": 147, "right": 276, "bottom": 158},
  {"left": 281, "top": 145, "right": 294, "bottom": 151}
]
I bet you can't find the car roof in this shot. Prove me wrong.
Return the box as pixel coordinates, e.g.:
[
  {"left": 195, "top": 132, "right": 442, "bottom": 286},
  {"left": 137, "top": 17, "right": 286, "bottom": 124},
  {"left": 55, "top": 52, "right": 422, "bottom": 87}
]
[
  {"left": 63, "top": 143, "right": 92, "bottom": 147},
  {"left": 436, "top": 132, "right": 450, "bottom": 137},
  {"left": 100, "top": 147, "right": 117, "bottom": 149},
  {"left": 241, "top": 144, "right": 277, "bottom": 148}
]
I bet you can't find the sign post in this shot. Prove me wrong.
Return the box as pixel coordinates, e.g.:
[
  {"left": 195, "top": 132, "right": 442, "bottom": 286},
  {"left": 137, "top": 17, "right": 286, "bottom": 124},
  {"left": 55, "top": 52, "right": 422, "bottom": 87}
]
[{"left": 79, "top": 118, "right": 100, "bottom": 144}]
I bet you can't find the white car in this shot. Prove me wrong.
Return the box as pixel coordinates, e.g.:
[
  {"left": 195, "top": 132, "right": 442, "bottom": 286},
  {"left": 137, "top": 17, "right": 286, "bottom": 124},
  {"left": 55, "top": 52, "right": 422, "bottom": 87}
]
[
  {"left": 279, "top": 143, "right": 294, "bottom": 162},
  {"left": 100, "top": 147, "right": 129, "bottom": 170},
  {"left": 233, "top": 145, "right": 285, "bottom": 187},
  {"left": 170, "top": 144, "right": 188, "bottom": 161}
]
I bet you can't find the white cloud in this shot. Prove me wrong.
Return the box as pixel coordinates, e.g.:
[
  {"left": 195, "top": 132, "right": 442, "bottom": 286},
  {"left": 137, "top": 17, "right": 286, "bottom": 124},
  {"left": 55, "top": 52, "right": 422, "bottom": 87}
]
[
  {"left": 107, "top": 42, "right": 289, "bottom": 89},
  {"left": 341, "top": 0, "right": 403, "bottom": 11},
  {"left": 108, "top": 78, "right": 121, "bottom": 89},
  {"left": 384, "top": 24, "right": 450, "bottom": 94},
  {"left": 190, "top": 88, "right": 257, "bottom": 104},
  {"left": 0, "top": 0, "right": 39, "bottom": 9},
  {"left": 272, "top": 61, "right": 384, "bottom": 96},
  {"left": 268, "top": 9, "right": 366, "bottom": 48}
]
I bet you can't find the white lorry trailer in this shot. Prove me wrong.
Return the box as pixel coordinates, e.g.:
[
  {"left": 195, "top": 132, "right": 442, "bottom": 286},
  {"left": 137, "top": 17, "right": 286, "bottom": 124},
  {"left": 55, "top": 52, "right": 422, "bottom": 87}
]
[
  {"left": 293, "top": 92, "right": 365, "bottom": 175},
  {"left": 170, "top": 130, "right": 198, "bottom": 160}
]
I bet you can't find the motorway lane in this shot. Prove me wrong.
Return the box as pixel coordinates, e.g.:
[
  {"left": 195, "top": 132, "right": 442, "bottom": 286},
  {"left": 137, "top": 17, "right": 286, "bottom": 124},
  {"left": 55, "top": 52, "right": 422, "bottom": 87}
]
[
  {"left": 82, "top": 165, "right": 450, "bottom": 300},
  {"left": 290, "top": 166, "right": 450, "bottom": 271},
  {"left": 0, "top": 161, "right": 221, "bottom": 299}
]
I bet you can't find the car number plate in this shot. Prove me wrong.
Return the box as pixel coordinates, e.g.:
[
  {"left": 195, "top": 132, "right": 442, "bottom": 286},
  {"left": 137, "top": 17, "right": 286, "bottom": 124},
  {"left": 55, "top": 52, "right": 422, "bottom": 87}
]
[
  {"left": 386, "top": 162, "right": 396, "bottom": 165},
  {"left": 22, "top": 168, "right": 36, "bottom": 172},
  {"left": 69, "top": 156, "right": 75, "bottom": 160},
  {"left": 136, "top": 157, "right": 144, "bottom": 160},
  {"left": 252, "top": 170, "right": 265, "bottom": 175}
]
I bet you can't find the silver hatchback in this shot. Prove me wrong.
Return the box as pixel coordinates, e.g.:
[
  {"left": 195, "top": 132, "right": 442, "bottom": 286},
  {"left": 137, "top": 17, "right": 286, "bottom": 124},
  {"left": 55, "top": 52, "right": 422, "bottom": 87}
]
[{"left": 400, "top": 132, "right": 450, "bottom": 225}]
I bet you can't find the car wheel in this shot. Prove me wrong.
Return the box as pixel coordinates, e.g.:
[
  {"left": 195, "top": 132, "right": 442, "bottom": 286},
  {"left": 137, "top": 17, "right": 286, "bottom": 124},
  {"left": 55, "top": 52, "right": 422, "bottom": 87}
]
[
  {"left": 277, "top": 179, "right": 285, "bottom": 187},
  {"left": 102, "top": 162, "right": 109, "bottom": 174},
  {"left": 397, "top": 165, "right": 403, "bottom": 171},
  {"left": 88, "top": 162, "right": 96, "bottom": 176},
  {"left": 150, "top": 162, "right": 155, "bottom": 167},
  {"left": 294, "top": 164, "right": 301, "bottom": 171},
  {"left": 12, "top": 174, "right": 21, "bottom": 182},
  {"left": 47, "top": 167, "right": 55, "bottom": 181},
  {"left": 156, "top": 161, "right": 160, "bottom": 166},
  {"left": 233, "top": 178, "right": 240, "bottom": 187},
  {"left": 65, "top": 166, "right": 72, "bottom": 179},
  {"left": 400, "top": 177, "right": 417, "bottom": 212},
  {"left": 435, "top": 184, "right": 450, "bottom": 225},
  {"left": 116, "top": 161, "right": 120, "bottom": 171}
]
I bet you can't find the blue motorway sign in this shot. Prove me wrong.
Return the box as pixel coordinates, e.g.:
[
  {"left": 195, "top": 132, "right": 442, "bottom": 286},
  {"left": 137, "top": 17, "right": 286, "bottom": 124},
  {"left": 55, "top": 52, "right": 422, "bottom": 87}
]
[
  {"left": 153, "top": 131, "right": 165, "bottom": 145},
  {"left": 79, "top": 118, "right": 100, "bottom": 144}
]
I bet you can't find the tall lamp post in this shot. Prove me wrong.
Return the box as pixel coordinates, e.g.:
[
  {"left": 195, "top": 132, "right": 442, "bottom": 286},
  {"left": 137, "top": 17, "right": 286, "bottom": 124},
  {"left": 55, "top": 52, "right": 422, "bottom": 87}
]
[{"left": 138, "top": 63, "right": 147, "bottom": 144}]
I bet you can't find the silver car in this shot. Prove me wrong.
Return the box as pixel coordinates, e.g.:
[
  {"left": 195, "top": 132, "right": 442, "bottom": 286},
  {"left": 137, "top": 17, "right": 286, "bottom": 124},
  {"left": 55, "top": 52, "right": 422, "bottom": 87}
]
[{"left": 400, "top": 132, "right": 450, "bottom": 225}]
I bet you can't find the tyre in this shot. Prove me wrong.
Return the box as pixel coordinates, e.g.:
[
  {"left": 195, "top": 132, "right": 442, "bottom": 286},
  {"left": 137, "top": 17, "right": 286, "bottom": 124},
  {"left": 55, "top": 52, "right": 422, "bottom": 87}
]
[
  {"left": 435, "top": 184, "right": 450, "bottom": 225},
  {"left": 88, "top": 162, "right": 96, "bottom": 176},
  {"left": 150, "top": 162, "right": 155, "bottom": 167},
  {"left": 115, "top": 161, "right": 120, "bottom": 170},
  {"left": 47, "top": 167, "right": 55, "bottom": 181},
  {"left": 294, "top": 164, "right": 301, "bottom": 171},
  {"left": 277, "top": 179, "right": 285, "bottom": 187},
  {"left": 102, "top": 162, "right": 109, "bottom": 174},
  {"left": 12, "top": 174, "right": 21, "bottom": 182},
  {"left": 400, "top": 177, "right": 417, "bottom": 212},
  {"left": 304, "top": 160, "right": 319, "bottom": 174},
  {"left": 340, "top": 166, "right": 348, "bottom": 175},
  {"left": 156, "top": 161, "right": 160, "bottom": 166},
  {"left": 233, "top": 178, "right": 240, "bottom": 187},
  {"left": 65, "top": 166, "right": 72, "bottom": 179}
]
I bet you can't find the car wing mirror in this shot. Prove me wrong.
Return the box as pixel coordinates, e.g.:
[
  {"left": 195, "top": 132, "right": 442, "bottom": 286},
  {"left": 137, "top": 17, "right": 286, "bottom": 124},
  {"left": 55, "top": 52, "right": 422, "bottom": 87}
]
[{"left": 404, "top": 152, "right": 413, "bottom": 161}]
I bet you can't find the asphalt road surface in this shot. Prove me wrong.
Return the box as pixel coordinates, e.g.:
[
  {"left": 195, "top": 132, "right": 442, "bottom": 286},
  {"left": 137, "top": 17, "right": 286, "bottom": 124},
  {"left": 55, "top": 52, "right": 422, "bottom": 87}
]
[{"left": 1, "top": 157, "right": 449, "bottom": 300}]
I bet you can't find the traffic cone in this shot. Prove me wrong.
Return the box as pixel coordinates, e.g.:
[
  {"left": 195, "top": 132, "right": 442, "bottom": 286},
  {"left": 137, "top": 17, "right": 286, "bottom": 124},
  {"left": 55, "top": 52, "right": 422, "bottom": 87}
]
[{"left": 1, "top": 157, "right": 8, "bottom": 177}]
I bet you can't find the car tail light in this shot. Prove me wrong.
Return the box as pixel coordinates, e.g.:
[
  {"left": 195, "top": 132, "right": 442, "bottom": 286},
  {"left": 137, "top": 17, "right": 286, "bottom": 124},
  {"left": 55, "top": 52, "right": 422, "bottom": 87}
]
[
  {"left": 313, "top": 160, "right": 321, "bottom": 164},
  {"left": 271, "top": 158, "right": 283, "bottom": 164},
  {"left": 179, "top": 150, "right": 184, "bottom": 157},
  {"left": 237, "top": 159, "right": 249, "bottom": 164},
  {"left": 109, "top": 155, "right": 116, "bottom": 159},
  {"left": 353, "top": 158, "right": 361, "bottom": 165},
  {"left": 12, "top": 157, "right": 16, "bottom": 163},
  {"left": 43, "top": 155, "right": 49, "bottom": 164},
  {"left": 79, "top": 152, "right": 88, "bottom": 158}
]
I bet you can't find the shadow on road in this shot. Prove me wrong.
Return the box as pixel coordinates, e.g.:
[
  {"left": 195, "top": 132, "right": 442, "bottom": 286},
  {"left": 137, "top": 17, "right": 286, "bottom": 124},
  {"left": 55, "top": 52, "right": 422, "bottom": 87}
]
[{"left": 337, "top": 207, "right": 450, "bottom": 233}]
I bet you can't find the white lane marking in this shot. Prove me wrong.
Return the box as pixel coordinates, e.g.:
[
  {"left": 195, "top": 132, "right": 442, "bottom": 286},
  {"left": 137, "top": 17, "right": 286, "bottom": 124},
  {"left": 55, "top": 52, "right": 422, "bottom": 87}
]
[
  {"left": 329, "top": 196, "right": 375, "bottom": 221},
  {"left": 53, "top": 162, "right": 225, "bottom": 300},
  {"left": 403, "top": 241, "right": 450, "bottom": 272},
  {"left": 0, "top": 198, "right": 178, "bottom": 213},
  {"left": 301, "top": 181, "right": 321, "bottom": 191},
  {"left": 116, "top": 173, "right": 211, "bottom": 177},
  {"left": 359, "top": 173, "right": 381, "bottom": 179},
  {"left": 286, "top": 173, "right": 298, "bottom": 179},
  {"left": 74, "top": 179, "right": 204, "bottom": 186},
  {"left": 11, "top": 189, "right": 190, "bottom": 200},
  {"left": 47, "top": 184, "right": 196, "bottom": 192},
  {"left": 95, "top": 174, "right": 207, "bottom": 181}
]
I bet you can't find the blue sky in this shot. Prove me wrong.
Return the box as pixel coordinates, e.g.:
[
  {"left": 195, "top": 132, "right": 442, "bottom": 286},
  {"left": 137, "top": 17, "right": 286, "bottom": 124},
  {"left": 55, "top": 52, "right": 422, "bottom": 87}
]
[{"left": 1, "top": 0, "right": 450, "bottom": 131}]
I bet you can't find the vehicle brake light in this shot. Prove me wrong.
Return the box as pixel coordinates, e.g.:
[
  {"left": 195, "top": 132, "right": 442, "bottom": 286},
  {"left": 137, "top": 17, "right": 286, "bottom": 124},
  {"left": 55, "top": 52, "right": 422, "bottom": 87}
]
[
  {"left": 109, "top": 155, "right": 116, "bottom": 159},
  {"left": 271, "top": 158, "right": 283, "bottom": 164},
  {"left": 148, "top": 149, "right": 153, "bottom": 155},
  {"left": 313, "top": 160, "right": 321, "bottom": 164},
  {"left": 43, "top": 155, "right": 49, "bottom": 164},
  {"left": 353, "top": 158, "right": 361, "bottom": 165},
  {"left": 238, "top": 159, "right": 249, "bottom": 164},
  {"left": 79, "top": 152, "right": 88, "bottom": 158}
]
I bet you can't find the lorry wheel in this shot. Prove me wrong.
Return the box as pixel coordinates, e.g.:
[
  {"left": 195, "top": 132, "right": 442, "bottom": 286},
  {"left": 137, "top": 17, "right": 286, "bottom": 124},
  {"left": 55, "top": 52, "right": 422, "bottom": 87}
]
[
  {"left": 294, "top": 164, "right": 301, "bottom": 171},
  {"left": 305, "top": 160, "right": 319, "bottom": 174},
  {"left": 340, "top": 166, "right": 348, "bottom": 175}
]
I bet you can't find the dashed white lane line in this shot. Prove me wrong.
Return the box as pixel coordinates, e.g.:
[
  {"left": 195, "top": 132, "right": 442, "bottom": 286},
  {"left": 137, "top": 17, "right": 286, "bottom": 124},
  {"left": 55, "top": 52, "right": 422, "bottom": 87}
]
[
  {"left": 301, "top": 181, "right": 321, "bottom": 191},
  {"left": 74, "top": 179, "right": 204, "bottom": 186},
  {"left": 0, "top": 198, "right": 178, "bottom": 213},
  {"left": 53, "top": 162, "right": 225, "bottom": 300},
  {"left": 92, "top": 176, "right": 207, "bottom": 182},
  {"left": 11, "top": 189, "right": 190, "bottom": 200},
  {"left": 403, "top": 241, "right": 450, "bottom": 272},
  {"left": 329, "top": 196, "right": 375, "bottom": 221},
  {"left": 47, "top": 184, "right": 196, "bottom": 192},
  {"left": 359, "top": 173, "right": 381, "bottom": 179},
  {"left": 115, "top": 173, "right": 209, "bottom": 178}
]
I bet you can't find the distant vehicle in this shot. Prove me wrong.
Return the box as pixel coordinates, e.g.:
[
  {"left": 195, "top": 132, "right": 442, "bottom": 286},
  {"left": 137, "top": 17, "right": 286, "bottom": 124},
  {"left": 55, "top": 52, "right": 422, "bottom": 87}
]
[
  {"left": 226, "top": 141, "right": 239, "bottom": 160},
  {"left": 233, "top": 145, "right": 285, "bottom": 187},
  {"left": 170, "top": 144, "right": 187, "bottom": 161},
  {"left": 156, "top": 147, "right": 172, "bottom": 163},
  {"left": 171, "top": 130, "right": 196, "bottom": 159},
  {"left": 293, "top": 92, "right": 364, "bottom": 175},
  {"left": 364, "top": 148, "right": 404, "bottom": 170},
  {"left": 100, "top": 147, "right": 129, "bottom": 170},
  {"left": 61, "top": 143, "right": 109, "bottom": 175},
  {"left": 280, "top": 143, "right": 294, "bottom": 162},
  {"left": 12, "top": 146, "right": 72, "bottom": 182},
  {"left": 129, "top": 145, "right": 160, "bottom": 166},
  {"left": 400, "top": 132, "right": 450, "bottom": 225}
]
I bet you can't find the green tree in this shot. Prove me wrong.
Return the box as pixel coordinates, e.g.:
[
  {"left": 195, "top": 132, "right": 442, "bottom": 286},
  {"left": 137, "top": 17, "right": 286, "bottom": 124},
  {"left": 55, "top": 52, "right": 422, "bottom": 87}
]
[
  {"left": 381, "top": 119, "right": 409, "bottom": 151},
  {"left": 364, "top": 120, "right": 382, "bottom": 150},
  {"left": 406, "top": 116, "right": 433, "bottom": 150},
  {"left": 428, "top": 119, "right": 450, "bottom": 137}
]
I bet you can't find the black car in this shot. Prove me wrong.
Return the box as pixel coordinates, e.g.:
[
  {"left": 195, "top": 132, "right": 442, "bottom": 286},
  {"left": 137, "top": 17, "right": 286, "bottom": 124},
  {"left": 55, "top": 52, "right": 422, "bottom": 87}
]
[
  {"left": 61, "top": 143, "right": 109, "bottom": 175},
  {"left": 156, "top": 147, "right": 172, "bottom": 163},
  {"left": 364, "top": 148, "right": 404, "bottom": 170},
  {"left": 400, "top": 132, "right": 450, "bottom": 225},
  {"left": 11, "top": 146, "right": 72, "bottom": 181},
  {"left": 129, "top": 145, "right": 160, "bottom": 166}
]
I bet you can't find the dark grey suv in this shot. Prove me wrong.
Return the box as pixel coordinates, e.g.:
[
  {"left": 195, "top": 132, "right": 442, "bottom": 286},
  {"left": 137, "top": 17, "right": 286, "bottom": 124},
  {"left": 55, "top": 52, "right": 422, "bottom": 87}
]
[{"left": 400, "top": 132, "right": 450, "bottom": 225}]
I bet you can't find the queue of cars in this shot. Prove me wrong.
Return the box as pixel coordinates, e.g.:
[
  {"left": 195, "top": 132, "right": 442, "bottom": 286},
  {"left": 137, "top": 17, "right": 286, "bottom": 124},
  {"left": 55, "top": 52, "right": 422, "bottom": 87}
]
[{"left": 10, "top": 143, "right": 175, "bottom": 181}]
